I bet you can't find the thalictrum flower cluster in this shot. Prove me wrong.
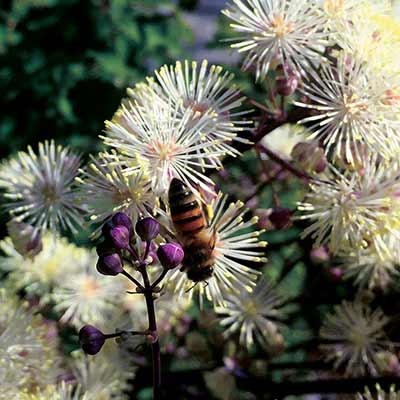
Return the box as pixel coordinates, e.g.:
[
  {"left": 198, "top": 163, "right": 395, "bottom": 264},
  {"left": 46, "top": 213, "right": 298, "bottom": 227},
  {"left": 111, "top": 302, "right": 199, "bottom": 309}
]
[{"left": 2, "top": 0, "right": 400, "bottom": 397}]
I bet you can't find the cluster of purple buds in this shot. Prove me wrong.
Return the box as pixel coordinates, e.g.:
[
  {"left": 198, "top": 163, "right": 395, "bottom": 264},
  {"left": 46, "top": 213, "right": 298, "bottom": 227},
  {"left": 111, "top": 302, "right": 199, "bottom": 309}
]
[
  {"left": 96, "top": 213, "right": 184, "bottom": 275},
  {"left": 79, "top": 212, "right": 184, "bottom": 355}
]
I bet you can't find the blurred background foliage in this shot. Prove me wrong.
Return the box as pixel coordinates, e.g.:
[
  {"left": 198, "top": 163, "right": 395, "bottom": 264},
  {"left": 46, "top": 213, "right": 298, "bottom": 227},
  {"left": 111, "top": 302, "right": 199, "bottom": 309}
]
[{"left": 0, "top": 0, "right": 193, "bottom": 159}]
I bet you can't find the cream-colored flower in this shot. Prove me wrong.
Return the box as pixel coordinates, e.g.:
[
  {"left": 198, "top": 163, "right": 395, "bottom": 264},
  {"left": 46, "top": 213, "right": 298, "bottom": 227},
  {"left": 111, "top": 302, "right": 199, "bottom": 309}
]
[
  {"left": 0, "top": 233, "right": 82, "bottom": 299},
  {"left": 298, "top": 159, "right": 400, "bottom": 255},
  {"left": 71, "top": 351, "right": 130, "bottom": 400},
  {"left": 0, "top": 140, "right": 84, "bottom": 234},
  {"left": 296, "top": 52, "right": 400, "bottom": 164},
  {"left": 76, "top": 152, "right": 157, "bottom": 236},
  {"left": 102, "top": 94, "right": 225, "bottom": 198},
  {"left": 52, "top": 249, "right": 125, "bottom": 328},
  {"left": 320, "top": 300, "right": 390, "bottom": 376},
  {"left": 357, "top": 385, "right": 400, "bottom": 400},
  {"left": 130, "top": 60, "right": 252, "bottom": 158},
  {"left": 222, "top": 0, "right": 329, "bottom": 81},
  {"left": 215, "top": 278, "right": 287, "bottom": 350},
  {"left": 337, "top": 1, "right": 400, "bottom": 76},
  {"left": 0, "top": 290, "right": 60, "bottom": 399},
  {"left": 340, "top": 235, "right": 400, "bottom": 290}
]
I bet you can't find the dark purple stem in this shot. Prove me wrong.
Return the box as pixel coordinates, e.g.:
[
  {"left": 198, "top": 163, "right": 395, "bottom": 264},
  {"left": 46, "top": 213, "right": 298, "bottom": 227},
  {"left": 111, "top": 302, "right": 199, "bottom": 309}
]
[
  {"left": 140, "top": 264, "right": 161, "bottom": 400},
  {"left": 256, "top": 143, "right": 311, "bottom": 181},
  {"left": 104, "top": 330, "right": 148, "bottom": 339},
  {"left": 151, "top": 269, "right": 168, "bottom": 290},
  {"left": 121, "top": 269, "right": 145, "bottom": 292}
]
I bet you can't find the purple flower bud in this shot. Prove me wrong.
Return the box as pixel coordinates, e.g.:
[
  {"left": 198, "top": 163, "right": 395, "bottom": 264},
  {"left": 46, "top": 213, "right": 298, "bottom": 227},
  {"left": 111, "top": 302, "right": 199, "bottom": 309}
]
[
  {"left": 157, "top": 243, "right": 184, "bottom": 270},
  {"left": 276, "top": 74, "right": 298, "bottom": 96},
  {"left": 112, "top": 212, "right": 133, "bottom": 234},
  {"left": 110, "top": 225, "right": 130, "bottom": 249},
  {"left": 101, "top": 220, "right": 115, "bottom": 237},
  {"left": 96, "top": 239, "right": 115, "bottom": 257},
  {"left": 310, "top": 246, "right": 330, "bottom": 264},
  {"left": 97, "top": 253, "right": 123, "bottom": 276},
  {"left": 328, "top": 267, "right": 344, "bottom": 282},
  {"left": 79, "top": 325, "right": 105, "bottom": 355},
  {"left": 269, "top": 207, "right": 292, "bottom": 230},
  {"left": 136, "top": 217, "right": 160, "bottom": 242},
  {"left": 291, "top": 141, "right": 327, "bottom": 174}
]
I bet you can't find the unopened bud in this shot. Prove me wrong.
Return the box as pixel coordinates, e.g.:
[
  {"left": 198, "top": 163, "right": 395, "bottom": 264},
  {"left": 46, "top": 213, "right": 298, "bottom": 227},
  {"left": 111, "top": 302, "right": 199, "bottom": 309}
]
[
  {"left": 269, "top": 207, "right": 292, "bottom": 230},
  {"left": 136, "top": 217, "right": 160, "bottom": 242},
  {"left": 7, "top": 220, "right": 42, "bottom": 258},
  {"left": 112, "top": 212, "right": 133, "bottom": 233},
  {"left": 101, "top": 220, "right": 115, "bottom": 237},
  {"left": 109, "top": 226, "right": 130, "bottom": 249},
  {"left": 276, "top": 74, "right": 298, "bottom": 96},
  {"left": 157, "top": 243, "right": 184, "bottom": 270},
  {"left": 310, "top": 246, "right": 330, "bottom": 264},
  {"left": 97, "top": 253, "right": 124, "bottom": 276},
  {"left": 96, "top": 239, "right": 115, "bottom": 257},
  {"left": 328, "top": 267, "right": 343, "bottom": 282},
  {"left": 79, "top": 325, "right": 105, "bottom": 355},
  {"left": 145, "top": 331, "right": 158, "bottom": 344},
  {"left": 291, "top": 141, "right": 327, "bottom": 174},
  {"left": 254, "top": 209, "right": 274, "bottom": 230}
]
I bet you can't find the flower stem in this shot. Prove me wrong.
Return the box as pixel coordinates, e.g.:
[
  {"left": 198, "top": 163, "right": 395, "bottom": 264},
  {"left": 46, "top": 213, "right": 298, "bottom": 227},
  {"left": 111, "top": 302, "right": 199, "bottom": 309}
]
[
  {"left": 121, "top": 269, "right": 145, "bottom": 292},
  {"left": 256, "top": 143, "right": 311, "bottom": 180},
  {"left": 151, "top": 269, "right": 168, "bottom": 290},
  {"left": 140, "top": 265, "right": 162, "bottom": 400}
]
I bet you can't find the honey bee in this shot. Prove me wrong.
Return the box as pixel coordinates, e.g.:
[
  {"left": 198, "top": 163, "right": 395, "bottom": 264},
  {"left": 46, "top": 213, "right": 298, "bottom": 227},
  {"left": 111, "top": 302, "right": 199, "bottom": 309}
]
[{"left": 168, "top": 178, "right": 216, "bottom": 284}]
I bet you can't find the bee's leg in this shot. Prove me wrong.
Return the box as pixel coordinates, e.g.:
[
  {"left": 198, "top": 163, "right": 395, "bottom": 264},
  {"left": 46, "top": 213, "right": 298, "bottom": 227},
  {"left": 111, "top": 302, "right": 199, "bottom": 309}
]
[
  {"left": 201, "top": 202, "right": 214, "bottom": 227},
  {"left": 208, "top": 232, "right": 216, "bottom": 250},
  {"left": 185, "top": 281, "right": 199, "bottom": 293},
  {"left": 203, "top": 280, "right": 209, "bottom": 288}
]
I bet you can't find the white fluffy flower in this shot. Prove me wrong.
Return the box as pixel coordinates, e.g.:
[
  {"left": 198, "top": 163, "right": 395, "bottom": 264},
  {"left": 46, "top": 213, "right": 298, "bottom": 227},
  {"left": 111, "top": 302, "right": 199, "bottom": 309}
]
[
  {"left": 340, "top": 235, "right": 400, "bottom": 290},
  {"left": 52, "top": 249, "right": 124, "bottom": 328},
  {"left": 335, "top": 1, "right": 400, "bottom": 76},
  {"left": 215, "top": 278, "right": 287, "bottom": 349},
  {"left": 320, "top": 300, "right": 390, "bottom": 376},
  {"left": 0, "top": 290, "right": 60, "bottom": 398},
  {"left": 130, "top": 60, "right": 251, "bottom": 157},
  {"left": 102, "top": 95, "right": 226, "bottom": 198},
  {"left": 296, "top": 52, "right": 400, "bottom": 163},
  {"left": 76, "top": 152, "right": 157, "bottom": 235},
  {"left": 0, "top": 234, "right": 85, "bottom": 299},
  {"left": 298, "top": 160, "right": 400, "bottom": 255},
  {"left": 0, "top": 140, "right": 84, "bottom": 233},
  {"left": 71, "top": 351, "right": 130, "bottom": 400},
  {"left": 357, "top": 385, "right": 400, "bottom": 400},
  {"left": 222, "top": 0, "right": 329, "bottom": 80},
  {"left": 18, "top": 382, "right": 83, "bottom": 400}
]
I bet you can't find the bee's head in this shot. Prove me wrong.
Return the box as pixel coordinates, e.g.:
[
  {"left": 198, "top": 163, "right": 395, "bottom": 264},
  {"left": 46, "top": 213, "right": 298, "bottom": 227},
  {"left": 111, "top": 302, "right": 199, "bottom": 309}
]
[{"left": 169, "top": 178, "right": 186, "bottom": 194}]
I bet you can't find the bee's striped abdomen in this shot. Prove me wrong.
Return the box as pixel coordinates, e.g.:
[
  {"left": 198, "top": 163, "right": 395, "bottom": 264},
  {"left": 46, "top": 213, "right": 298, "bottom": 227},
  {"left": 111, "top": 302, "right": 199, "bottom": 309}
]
[{"left": 168, "top": 178, "right": 205, "bottom": 235}]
